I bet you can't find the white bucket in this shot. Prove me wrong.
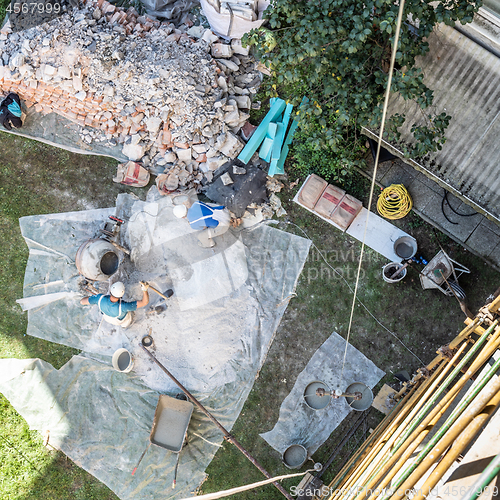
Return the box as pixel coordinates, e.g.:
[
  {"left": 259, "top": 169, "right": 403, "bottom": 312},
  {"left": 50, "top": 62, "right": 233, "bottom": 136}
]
[
  {"left": 382, "top": 262, "right": 407, "bottom": 283},
  {"left": 112, "top": 348, "right": 134, "bottom": 373}
]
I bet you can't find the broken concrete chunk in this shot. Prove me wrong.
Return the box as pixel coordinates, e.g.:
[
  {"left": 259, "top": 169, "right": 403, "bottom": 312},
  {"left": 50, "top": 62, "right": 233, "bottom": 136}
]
[
  {"left": 217, "top": 132, "right": 244, "bottom": 157},
  {"left": 233, "top": 95, "right": 251, "bottom": 109},
  {"left": 44, "top": 64, "right": 57, "bottom": 76},
  {"left": 212, "top": 43, "right": 233, "bottom": 58},
  {"left": 145, "top": 116, "right": 162, "bottom": 134},
  {"left": 216, "top": 58, "right": 239, "bottom": 72},
  {"left": 217, "top": 76, "right": 228, "bottom": 92},
  {"left": 103, "top": 85, "right": 114, "bottom": 96},
  {"left": 58, "top": 66, "right": 71, "bottom": 79},
  {"left": 231, "top": 39, "right": 250, "bottom": 56},
  {"left": 122, "top": 142, "right": 145, "bottom": 161},
  {"left": 192, "top": 143, "right": 207, "bottom": 154},
  {"left": 201, "top": 29, "right": 219, "bottom": 44},
  {"left": 207, "top": 156, "right": 227, "bottom": 171},
  {"left": 73, "top": 76, "right": 83, "bottom": 91},
  {"left": 220, "top": 172, "right": 234, "bottom": 185},
  {"left": 9, "top": 52, "right": 25, "bottom": 69},
  {"left": 175, "top": 147, "right": 192, "bottom": 162},
  {"left": 187, "top": 25, "right": 206, "bottom": 39},
  {"left": 233, "top": 165, "right": 246, "bottom": 175},
  {"left": 163, "top": 151, "right": 177, "bottom": 163}
]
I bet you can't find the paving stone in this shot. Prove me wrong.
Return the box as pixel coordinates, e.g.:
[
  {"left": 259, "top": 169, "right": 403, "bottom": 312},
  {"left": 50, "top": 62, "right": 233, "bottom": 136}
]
[
  {"left": 407, "top": 177, "right": 435, "bottom": 212},
  {"left": 465, "top": 225, "right": 500, "bottom": 257},
  {"left": 486, "top": 242, "right": 500, "bottom": 267},
  {"left": 420, "top": 191, "right": 481, "bottom": 242},
  {"left": 413, "top": 171, "right": 442, "bottom": 193},
  {"left": 379, "top": 163, "right": 416, "bottom": 188},
  {"left": 478, "top": 217, "right": 500, "bottom": 237}
]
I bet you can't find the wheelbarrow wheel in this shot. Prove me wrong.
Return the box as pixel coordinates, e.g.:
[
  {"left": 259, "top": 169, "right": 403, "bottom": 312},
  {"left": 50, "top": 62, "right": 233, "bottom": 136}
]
[{"left": 447, "top": 280, "right": 466, "bottom": 300}]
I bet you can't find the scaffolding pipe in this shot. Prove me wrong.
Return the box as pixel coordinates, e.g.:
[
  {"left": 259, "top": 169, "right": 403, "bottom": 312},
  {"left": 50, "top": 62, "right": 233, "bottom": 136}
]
[
  {"left": 348, "top": 348, "right": 467, "bottom": 500},
  {"left": 449, "top": 318, "right": 482, "bottom": 349},
  {"left": 412, "top": 390, "right": 500, "bottom": 500},
  {"left": 391, "top": 321, "right": 498, "bottom": 452},
  {"left": 459, "top": 451, "right": 500, "bottom": 500},
  {"left": 386, "top": 354, "right": 500, "bottom": 499},
  {"left": 327, "top": 381, "right": 422, "bottom": 496},
  {"left": 363, "top": 325, "right": 500, "bottom": 498},
  {"left": 331, "top": 362, "right": 449, "bottom": 499},
  {"left": 363, "top": 370, "right": 466, "bottom": 499}
]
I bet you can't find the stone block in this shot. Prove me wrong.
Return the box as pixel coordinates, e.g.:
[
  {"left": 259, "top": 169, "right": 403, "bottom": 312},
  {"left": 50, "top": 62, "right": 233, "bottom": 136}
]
[
  {"left": 122, "top": 142, "right": 145, "bottom": 161},
  {"left": 212, "top": 43, "right": 233, "bottom": 58},
  {"left": 175, "top": 147, "right": 192, "bottom": 162}
]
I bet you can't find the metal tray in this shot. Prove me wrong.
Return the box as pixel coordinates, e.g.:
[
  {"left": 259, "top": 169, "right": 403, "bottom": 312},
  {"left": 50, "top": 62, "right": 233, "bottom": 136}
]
[{"left": 149, "top": 395, "right": 193, "bottom": 453}]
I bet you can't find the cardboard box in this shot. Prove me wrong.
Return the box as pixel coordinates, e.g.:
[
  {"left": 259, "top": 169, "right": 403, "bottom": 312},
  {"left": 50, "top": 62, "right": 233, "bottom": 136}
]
[
  {"left": 297, "top": 174, "right": 328, "bottom": 210},
  {"left": 314, "top": 184, "right": 345, "bottom": 218}
]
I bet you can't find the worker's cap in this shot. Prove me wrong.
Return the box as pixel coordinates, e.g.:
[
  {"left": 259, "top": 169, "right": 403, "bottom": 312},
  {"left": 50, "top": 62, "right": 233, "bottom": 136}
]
[
  {"left": 110, "top": 281, "right": 125, "bottom": 298},
  {"left": 173, "top": 205, "right": 188, "bottom": 218}
]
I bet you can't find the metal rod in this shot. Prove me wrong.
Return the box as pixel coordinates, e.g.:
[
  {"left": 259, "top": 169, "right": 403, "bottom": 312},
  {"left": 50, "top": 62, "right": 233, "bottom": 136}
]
[
  {"left": 139, "top": 345, "right": 293, "bottom": 500},
  {"left": 449, "top": 317, "right": 481, "bottom": 349},
  {"left": 172, "top": 451, "right": 180, "bottom": 489},
  {"left": 131, "top": 441, "right": 151, "bottom": 476},
  {"left": 459, "top": 451, "right": 500, "bottom": 500}
]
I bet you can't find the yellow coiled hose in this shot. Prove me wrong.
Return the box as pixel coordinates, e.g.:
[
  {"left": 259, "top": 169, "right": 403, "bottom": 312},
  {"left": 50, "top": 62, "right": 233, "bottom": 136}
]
[{"left": 377, "top": 184, "right": 413, "bottom": 220}]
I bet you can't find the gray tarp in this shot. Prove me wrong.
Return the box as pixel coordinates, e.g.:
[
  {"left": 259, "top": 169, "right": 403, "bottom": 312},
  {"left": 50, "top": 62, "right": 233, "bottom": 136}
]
[
  {"left": 260, "top": 331, "right": 384, "bottom": 456},
  {"left": 4, "top": 189, "right": 311, "bottom": 499}
]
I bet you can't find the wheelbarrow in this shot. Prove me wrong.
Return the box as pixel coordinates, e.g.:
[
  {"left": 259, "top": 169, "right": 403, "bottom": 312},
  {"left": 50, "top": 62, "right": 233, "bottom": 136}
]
[
  {"left": 419, "top": 250, "right": 470, "bottom": 299},
  {"left": 132, "top": 394, "right": 193, "bottom": 488}
]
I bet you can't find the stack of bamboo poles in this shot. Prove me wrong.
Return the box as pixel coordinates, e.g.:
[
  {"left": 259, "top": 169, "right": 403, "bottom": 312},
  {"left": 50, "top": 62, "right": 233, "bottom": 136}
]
[{"left": 322, "top": 294, "right": 500, "bottom": 500}]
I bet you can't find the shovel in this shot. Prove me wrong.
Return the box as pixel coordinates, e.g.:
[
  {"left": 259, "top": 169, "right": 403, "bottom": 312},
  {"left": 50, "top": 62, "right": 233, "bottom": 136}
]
[{"left": 140, "top": 282, "right": 174, "bottom": 300}]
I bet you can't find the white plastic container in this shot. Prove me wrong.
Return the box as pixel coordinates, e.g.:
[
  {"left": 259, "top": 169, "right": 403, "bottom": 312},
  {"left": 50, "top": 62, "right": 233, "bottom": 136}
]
[{"left": 111, "top": 348, "right": 134, "bottom": 373}]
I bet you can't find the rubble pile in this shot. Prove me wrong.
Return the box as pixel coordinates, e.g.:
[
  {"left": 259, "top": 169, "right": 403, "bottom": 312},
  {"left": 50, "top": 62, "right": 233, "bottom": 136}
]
[{"left": 0, "top": 0, "right": 263, "bottom": 190}]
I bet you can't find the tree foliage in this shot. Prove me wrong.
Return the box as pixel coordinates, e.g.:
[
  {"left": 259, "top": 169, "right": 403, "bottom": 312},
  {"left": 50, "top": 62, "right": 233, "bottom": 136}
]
[{"left": 244, "top": 0, "right": 481, "bottom": 167}]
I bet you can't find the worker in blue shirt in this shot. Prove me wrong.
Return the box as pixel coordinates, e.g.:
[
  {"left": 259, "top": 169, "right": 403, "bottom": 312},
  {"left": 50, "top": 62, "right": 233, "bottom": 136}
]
[
  {"left": 173, "top": 201, "right": 232, "bottom": 248},
  {"left": 80, "top": 281, "right": 149, "bottom": 327}
]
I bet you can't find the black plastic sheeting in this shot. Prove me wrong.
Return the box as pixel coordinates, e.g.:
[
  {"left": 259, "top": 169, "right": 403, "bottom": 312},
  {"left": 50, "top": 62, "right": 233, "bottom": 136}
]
[{"left": 204, "top": 160, "right": 268, "bottom": 217}]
